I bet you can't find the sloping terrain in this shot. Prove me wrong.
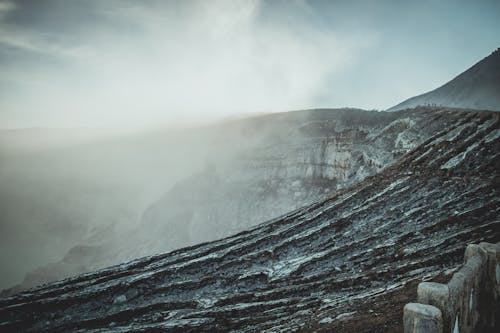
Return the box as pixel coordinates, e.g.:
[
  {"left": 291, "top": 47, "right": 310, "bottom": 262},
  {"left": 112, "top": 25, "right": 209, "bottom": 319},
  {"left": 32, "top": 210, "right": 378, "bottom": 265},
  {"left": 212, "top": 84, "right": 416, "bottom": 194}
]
[
  {"left": 0, "top": 108, "right": 498, "bottom": 332},
  {"left": 389, "top": 48, "right": 500, "bottom": 111},
  {"left": 135, "top": 109, "right": 449, "bottom": 256},
  {"left": 4, "top": 108, "right": 451, "bottom": 293}
]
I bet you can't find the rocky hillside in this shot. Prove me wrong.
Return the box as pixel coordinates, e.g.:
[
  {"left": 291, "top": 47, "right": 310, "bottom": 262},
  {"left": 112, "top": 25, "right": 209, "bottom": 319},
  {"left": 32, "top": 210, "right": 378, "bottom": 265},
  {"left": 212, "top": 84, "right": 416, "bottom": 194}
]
[
  {"left": 389, "top": 48, "right": 500, "bottom": 111},
  {"left": 5, "top": 108, "right": 459, "bottom": 294},
  {"left": 0, "top": 107, "right": 498, "bottom": 332},
  {"left": 136, "top": 109, "right": 450, "bottom": 254}
]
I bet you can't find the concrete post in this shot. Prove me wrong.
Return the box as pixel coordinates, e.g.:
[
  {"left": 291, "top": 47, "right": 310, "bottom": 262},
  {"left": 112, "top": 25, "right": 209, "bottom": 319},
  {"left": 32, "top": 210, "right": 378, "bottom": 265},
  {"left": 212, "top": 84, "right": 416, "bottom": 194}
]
[
  {"left": 405, "top": 242, "right": 500, "bottom": 333},
  {"left": 417, "top": 282, "right": 452, "bottom": 331},
  {"left": 478, "top": 242, "right": 500, "bottom": 329},
  {"left": 404, "top": 303, "right": 443, "bottom": 333}
]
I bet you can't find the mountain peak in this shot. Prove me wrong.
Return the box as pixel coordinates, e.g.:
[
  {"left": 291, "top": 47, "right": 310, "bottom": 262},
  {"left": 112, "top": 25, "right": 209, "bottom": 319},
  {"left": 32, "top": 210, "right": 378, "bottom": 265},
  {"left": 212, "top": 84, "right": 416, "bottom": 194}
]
[{"left": 389, "top": 48, "right": 500, "bottom": 111}]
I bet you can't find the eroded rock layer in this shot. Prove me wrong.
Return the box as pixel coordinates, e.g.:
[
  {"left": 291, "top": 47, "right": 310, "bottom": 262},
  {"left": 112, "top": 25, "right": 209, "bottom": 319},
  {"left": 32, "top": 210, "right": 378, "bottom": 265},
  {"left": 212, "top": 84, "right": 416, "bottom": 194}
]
[
  {"left": 9, "top": 108, "right": 452, "bottom": 292},
  {"left": 0, "top": 108, "right": 499, "bottom": 332}
]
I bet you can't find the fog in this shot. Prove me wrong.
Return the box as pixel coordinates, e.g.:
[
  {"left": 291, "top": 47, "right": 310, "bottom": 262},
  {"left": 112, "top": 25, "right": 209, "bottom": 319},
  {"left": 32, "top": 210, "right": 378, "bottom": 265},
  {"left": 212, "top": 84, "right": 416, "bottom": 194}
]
[
  {"left": 0, "top": 0, "right": 367, "bottom": 128},
  {"left": 1, "top": 0, "right": 500, "bottom": 291},
  {"left": 1, "top": 0, "right": 499, "bottom": 128},
  {"left": 0, "top": 123, "right": 243, "bottom": 289},
  {"left": 0, "top": 112, "right": 326, "bottom": 290}
]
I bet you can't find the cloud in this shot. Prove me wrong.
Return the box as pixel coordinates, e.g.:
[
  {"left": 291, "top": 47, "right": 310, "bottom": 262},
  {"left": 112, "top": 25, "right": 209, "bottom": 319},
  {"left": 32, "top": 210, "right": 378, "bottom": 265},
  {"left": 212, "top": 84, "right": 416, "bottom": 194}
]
[
  {"left": 0, "top": 0, "right": 373, "bottom": 128},
  {"left": 0, "top": 0, "right": 15, "bottom": 17}
]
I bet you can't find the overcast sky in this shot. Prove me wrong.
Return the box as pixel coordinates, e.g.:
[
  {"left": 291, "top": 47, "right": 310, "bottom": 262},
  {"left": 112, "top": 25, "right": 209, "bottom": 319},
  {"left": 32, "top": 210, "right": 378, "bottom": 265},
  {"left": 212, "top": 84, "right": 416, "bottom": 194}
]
[{"left": 0, "top": 0, "right": 499, "bottom": 129}]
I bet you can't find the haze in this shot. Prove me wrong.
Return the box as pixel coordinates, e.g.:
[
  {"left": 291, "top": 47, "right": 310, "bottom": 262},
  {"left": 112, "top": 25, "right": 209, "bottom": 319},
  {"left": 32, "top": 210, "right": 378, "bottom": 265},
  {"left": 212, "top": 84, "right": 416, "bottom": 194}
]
[
  {"left": 0, "top": 0, "right": 499, "bottom": 291},
  {"left": 0, "top": 0, "right": 499, "bottom": 129}
]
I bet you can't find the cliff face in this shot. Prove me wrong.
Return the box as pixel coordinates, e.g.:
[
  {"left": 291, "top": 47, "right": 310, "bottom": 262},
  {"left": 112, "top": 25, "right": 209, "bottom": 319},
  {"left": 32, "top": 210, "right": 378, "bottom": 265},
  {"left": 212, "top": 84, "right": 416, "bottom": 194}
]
[
  {"left": 389, "top": 48, "right": 500, "bottom": 112},
  {"left": 137, "top": 109, "right": 448, "bottom": 254},
  {"left": 1, "top": 108, "right": 497, "bottom": 333}
]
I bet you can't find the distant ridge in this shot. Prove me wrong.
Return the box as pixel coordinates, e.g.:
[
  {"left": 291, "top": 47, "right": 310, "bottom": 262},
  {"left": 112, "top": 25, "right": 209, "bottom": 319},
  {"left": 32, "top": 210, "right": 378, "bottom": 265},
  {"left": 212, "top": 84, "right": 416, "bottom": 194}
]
[{"left": 389, "top": 48, "right": 500, "bottom": 111}]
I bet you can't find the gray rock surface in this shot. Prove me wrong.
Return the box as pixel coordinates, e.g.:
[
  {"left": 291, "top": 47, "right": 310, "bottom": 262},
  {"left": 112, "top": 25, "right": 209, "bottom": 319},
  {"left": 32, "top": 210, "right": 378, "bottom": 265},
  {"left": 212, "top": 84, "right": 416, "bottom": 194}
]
[
  {"left": 0, "top": 107, "right": 498, "bottom": 332},
  {"left": 4, "top": 107, "right": 459, "bottom": 293}
]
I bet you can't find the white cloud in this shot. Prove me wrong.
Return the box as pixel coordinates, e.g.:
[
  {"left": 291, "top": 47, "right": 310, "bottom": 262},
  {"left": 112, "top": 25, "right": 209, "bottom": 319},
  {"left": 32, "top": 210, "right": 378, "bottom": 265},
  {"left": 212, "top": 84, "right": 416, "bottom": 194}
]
[{"left": 0, "top": 0, "right": 374, "bottom": 128}]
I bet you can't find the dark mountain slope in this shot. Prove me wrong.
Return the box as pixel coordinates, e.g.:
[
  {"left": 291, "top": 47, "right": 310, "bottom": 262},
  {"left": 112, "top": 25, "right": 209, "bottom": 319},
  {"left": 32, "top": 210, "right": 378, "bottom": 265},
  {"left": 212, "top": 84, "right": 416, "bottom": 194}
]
[
  {"left": 0, "top": 108, "right": 499, "bottom": 332},
  {"left": 389, "top": 48, "right": 500, "bottom": 111},
  {"left": 4, "top": 108, "right": 452, "bottom": 293}
]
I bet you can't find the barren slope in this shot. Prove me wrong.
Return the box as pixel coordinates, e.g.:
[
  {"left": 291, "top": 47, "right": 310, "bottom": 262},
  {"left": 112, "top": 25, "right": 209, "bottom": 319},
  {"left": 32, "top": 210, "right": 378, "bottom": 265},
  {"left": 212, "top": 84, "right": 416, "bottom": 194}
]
[
  {"left": 0, "top": 108, "right": 499, "bottom": 332},
  {"left": 7, "top": 108, "right": 451, "bottom": 293}
]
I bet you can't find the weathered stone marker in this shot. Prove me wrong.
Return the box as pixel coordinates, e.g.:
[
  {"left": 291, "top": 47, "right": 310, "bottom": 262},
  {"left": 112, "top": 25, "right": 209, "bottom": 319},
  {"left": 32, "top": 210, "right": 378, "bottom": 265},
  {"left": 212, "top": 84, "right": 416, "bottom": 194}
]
[
  {"left": 404, "top": 303, "right": 443, "bottom": 333},
  {"left": 417, "top": 282, "right": 451, "bottom": 331}
]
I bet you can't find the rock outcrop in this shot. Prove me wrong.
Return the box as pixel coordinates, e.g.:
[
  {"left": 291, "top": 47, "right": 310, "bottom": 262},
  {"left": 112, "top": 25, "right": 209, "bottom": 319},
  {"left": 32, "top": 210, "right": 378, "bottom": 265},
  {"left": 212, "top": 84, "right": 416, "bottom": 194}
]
[
  {"left": 0, "top": 107, "right": 498, "bottom": 332},
  {"left": 137, "top": 108, "right": 450, "bottom": 254}
]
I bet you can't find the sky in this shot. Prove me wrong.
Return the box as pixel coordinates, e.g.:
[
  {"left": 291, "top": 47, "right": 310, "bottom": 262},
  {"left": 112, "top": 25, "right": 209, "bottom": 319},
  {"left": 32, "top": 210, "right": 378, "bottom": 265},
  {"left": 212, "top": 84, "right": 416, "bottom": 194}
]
[{"left": 0, "top": 0, "right": 499, "bottom": 129}]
